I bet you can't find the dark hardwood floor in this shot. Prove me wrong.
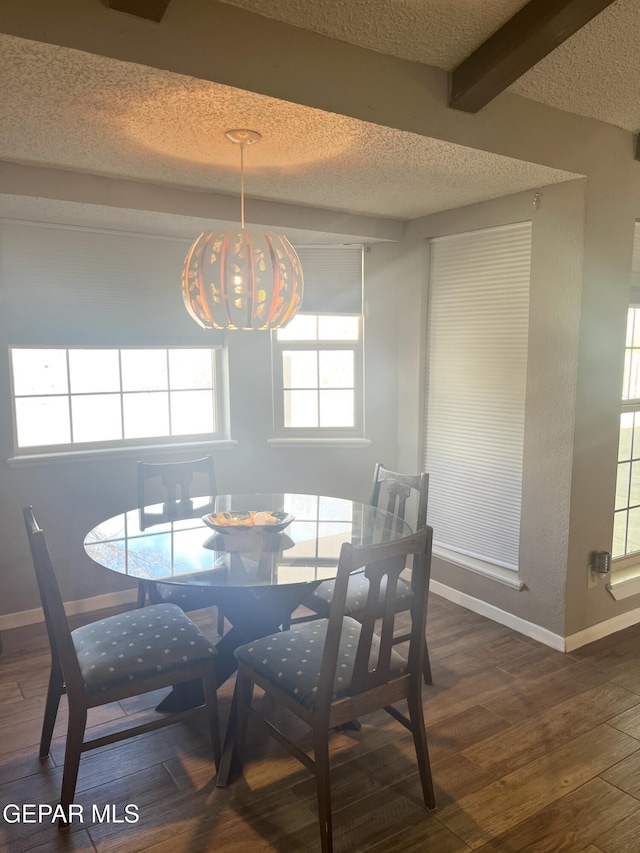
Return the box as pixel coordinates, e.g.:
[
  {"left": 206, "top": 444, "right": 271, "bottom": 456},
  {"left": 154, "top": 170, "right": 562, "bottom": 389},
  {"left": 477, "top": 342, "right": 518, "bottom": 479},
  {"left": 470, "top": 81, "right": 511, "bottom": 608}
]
[{"left": 1, "top": 595, "right": 640, "bottom": 852}]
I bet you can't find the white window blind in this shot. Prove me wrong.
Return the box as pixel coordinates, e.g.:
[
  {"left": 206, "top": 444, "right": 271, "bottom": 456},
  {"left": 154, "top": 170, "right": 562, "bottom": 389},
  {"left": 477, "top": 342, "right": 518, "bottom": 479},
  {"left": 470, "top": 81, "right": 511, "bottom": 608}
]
[
  {"left": 424, "top": 221, "right": 532, "bottom": 571},
  {"left": 295, "top": 246, "right": 363, "bottom": 314},
  {"left": 0, "top": 221, "right": 223, "bottom": 347}
]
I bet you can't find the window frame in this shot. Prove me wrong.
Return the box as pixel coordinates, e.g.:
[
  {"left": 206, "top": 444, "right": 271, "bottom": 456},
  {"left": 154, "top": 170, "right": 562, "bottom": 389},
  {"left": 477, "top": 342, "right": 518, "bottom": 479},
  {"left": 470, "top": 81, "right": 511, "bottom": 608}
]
[
  {"left": 271, "top": 313, "right": 364, "bottom": 439},
  {"left": 9, "top": 344, "right": 227, "bottom": 456},
  {"left": 612, "top": 303, "right": 640, "bottom": 569}
]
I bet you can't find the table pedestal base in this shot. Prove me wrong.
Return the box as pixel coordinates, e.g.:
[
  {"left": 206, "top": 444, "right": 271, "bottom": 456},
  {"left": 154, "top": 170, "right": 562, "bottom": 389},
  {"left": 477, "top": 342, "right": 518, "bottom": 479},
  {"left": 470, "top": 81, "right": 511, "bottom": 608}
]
[{"left": 155, "top": 582, "right": 322, "bottom": 785}]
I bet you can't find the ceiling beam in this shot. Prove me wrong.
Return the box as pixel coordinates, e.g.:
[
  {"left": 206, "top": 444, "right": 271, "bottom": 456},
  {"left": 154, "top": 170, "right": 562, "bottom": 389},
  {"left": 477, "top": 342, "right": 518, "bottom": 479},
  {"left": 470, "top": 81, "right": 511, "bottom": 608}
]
[
  {"left": 450, "top": 0, "right": 618, "bottom": 113},
  {"left": 100, "top": 0, "right": 171, "bottom": 23}
]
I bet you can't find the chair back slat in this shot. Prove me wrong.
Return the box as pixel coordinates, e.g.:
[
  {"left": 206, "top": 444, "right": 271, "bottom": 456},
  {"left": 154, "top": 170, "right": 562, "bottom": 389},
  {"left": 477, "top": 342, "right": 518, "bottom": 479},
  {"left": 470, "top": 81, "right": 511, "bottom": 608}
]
[
  {"left": 369, "top": 464, "right": 429, "bottom": 540},
  {"left": 23, "top": 507, "right": 85, "bottom": 697},
  {"left": 384, "top": 482, "right": 410, "bottom": 518},
  {"left": 350, "top": 554, "right": 406, "bottom": 692},
  {"left": 317, "top": 528, "right": 433, "bottom": 710}
]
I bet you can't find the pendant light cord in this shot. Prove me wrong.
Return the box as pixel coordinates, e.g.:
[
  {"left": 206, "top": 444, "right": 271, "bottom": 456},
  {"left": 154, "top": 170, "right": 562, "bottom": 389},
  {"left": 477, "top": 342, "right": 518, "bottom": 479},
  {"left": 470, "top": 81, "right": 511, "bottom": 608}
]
[{"left": 240, "top": 142, "right": 245, "bottom": 230}]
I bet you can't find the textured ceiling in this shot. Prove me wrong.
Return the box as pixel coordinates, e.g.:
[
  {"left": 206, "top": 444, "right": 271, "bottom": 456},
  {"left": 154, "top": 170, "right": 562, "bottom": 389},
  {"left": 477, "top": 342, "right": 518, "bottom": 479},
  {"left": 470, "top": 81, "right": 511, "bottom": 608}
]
[
  {"left": 0, "top": 35, "right": 575, "bottom": 222},
  {"left": 511, "top": 0, "right": 640, "bottom": 132},
  {"left": 219, "top": 0, "right": 531, "bottom": 69},
  {"left": 222, "top": 0, "right": 640, "bottom": 132}
]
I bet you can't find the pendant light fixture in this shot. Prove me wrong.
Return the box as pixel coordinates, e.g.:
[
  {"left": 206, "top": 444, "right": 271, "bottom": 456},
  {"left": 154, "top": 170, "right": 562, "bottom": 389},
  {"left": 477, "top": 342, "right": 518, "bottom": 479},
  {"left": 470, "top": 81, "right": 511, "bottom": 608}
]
[{"left": 182, "top": 129, "right": 304, "bottom": 331}]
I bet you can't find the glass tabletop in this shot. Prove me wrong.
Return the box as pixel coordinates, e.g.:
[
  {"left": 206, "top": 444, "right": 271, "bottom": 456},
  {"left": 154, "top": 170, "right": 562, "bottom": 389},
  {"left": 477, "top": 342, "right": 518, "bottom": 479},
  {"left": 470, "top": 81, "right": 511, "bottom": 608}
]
[{"left": 84, "top": 493, "right": 412, "bottom": 588}]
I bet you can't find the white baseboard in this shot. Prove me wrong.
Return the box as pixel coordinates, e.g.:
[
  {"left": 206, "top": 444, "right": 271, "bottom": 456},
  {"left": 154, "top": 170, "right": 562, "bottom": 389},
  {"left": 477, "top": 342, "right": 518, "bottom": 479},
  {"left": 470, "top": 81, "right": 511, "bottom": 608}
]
[
  {"left": 564, "top": 605, "right": 640, "bottom": 652},
  {"left": 430, "top": 579, "right": 566, "bottom": 652},
  {"left": 6, "top": 580, "right": 640, "bottom": 654},
  {"left": 0, "top": 588, "right": 137, "bottom": 631},
  {"left": 431, "top": 579, "right": 640, "bottom": 653}
]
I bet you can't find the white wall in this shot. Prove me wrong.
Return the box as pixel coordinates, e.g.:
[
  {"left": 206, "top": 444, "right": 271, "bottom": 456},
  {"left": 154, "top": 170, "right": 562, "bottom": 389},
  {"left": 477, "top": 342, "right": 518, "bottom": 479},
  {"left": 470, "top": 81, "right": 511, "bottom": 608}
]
[{"left": 0, "top": 221, "right": 399, "bottom": 621}]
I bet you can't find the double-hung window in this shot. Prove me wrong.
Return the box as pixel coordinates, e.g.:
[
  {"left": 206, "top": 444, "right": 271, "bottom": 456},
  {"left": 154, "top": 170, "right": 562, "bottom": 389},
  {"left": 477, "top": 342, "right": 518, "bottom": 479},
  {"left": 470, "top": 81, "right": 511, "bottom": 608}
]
[
  {"left": 272, "top": 246, "right": 364, "bottom": 438},
  {"left": 2, "top": 220, "right": 227, "bottom": 458}
]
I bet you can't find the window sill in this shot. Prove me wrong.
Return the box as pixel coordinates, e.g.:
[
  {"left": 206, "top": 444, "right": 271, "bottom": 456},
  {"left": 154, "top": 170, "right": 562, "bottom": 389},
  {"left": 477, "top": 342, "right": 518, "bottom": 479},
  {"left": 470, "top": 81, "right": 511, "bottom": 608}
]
[
  {"left": 432, "top": 545, "right": 524, "bottom": 590},
  {"left": 7, "top": 439, "right": 238, "bottom": 467},
  {"left": 608, "top": 562, "right": 640, "bottom": 600},
  {"left": 267, "top": 438, "right": 371, "bottom": 449}
]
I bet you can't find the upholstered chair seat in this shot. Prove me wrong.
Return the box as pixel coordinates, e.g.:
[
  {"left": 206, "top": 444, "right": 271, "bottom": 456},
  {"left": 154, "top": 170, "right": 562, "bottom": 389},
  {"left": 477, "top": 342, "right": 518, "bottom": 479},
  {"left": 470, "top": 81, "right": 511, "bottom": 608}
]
[
  {"left": 235, "top": 617, "right": 407, "bottom": 710},
  {"left": 305, "top": 572, "right": 414, "bottom": 620},
  {"left": 73, "top": 603, "right": 216, "bottom": 694},
  {"left": 149, "top": 572, "right": 226, "bottom": 613}
]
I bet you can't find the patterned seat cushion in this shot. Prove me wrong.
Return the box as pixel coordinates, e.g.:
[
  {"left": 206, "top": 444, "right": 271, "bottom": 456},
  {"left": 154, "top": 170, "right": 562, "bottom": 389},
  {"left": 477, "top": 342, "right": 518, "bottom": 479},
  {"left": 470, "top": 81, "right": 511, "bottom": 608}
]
[
  {"left": 153, "top": 579, "right": 223, "bottom": 610},
  {"left": 234, "top": 617, "right": 407, "bottom": 710},
  {"left": 72, "top": 604, "right": 216, "bottom": 694},
  {"left": 304, "top": 573, "right": 414, "bottom": 619}
]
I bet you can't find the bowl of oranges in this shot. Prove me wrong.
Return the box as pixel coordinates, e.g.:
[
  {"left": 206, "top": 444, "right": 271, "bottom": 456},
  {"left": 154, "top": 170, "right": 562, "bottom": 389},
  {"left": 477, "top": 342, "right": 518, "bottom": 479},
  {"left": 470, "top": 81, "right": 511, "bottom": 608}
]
[{"left": 202, "top": 509, "right": 294, "bottom": 534}]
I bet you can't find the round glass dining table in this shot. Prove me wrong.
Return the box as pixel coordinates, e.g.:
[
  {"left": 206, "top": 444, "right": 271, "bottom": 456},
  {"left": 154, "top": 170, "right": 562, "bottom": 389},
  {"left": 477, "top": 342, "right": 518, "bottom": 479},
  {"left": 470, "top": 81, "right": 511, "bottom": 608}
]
[
  {"left": 85, "top": 493, "right": 411, "bottom": 784},
  {"left": 84, "top": 493, "right": 411, "bottom": 592},
  {"left": 85, "top": 493, "right": 410, "bottom": 677}
]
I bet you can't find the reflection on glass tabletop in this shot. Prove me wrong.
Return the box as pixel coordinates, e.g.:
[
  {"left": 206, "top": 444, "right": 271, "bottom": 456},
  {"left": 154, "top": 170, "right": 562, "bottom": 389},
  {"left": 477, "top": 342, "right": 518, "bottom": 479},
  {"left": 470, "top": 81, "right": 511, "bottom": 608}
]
[{"left": 84, "top": 494, "right": 411, "bottom": 588}]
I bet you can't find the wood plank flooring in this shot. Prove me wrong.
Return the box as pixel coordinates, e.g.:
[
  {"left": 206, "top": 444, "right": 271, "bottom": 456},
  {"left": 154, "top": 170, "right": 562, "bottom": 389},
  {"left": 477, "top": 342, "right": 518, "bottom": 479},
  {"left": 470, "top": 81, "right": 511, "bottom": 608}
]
[{"left": 2, "top": 596, "right": 640, "bottom": 852}]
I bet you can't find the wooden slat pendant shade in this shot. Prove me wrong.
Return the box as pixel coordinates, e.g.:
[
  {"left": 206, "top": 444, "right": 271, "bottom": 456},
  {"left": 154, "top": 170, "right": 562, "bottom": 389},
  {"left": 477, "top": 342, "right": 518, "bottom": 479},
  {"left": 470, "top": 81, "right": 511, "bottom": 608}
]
[{"left": 182, "top": 230, "right": 304, "bottom": 330}]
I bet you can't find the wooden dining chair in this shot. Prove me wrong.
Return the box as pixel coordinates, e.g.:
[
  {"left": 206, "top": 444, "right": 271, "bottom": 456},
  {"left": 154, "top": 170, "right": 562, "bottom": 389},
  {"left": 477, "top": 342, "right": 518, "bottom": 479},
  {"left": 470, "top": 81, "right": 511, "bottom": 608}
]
[
  {"left": 234, "top": 527, "right": 436, "bottom": 853},
  {"left": 137, "top": 455, "right": 217, "bottom": 525},
  {"left": 298, "top": 464, "right": 432, "bottom": 683},
  {"left": 136, "top": 456, "right": 226, "bottom": 635},
  {"left": 24, "top": 506, "right": 221, "bottom": 825}
]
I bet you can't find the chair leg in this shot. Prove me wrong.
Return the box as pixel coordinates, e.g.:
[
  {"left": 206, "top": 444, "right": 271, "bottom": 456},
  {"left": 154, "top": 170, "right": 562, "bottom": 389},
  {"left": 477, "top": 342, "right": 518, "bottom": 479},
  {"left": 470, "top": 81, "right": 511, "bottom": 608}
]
[
  {"left": 217, "top": 607, "right": 225, "bottom": 636},
  {"left": 312, "top": 728, "right": 333, "bottom": 853},
  {"left": 147, "top": 582, "right": 162, "bottom": 605},
  {"left": 234, "top": 664, "right": 254, "bottom": 773},
  {"left": 406, "top": 687, "right": 435, "bottom": 810},
  {"left": 422, "top": 637, "right": 433, "bottom": 685},
  {"left": 59, "top": 707, "right": 87, "bottom": 828},
  {"left": 136, "top": 580, "right": 147, "bottom": 608},
  {"left": 202, "top": 667, "right": 221, "bottom": 771},
  {"left": 218, "top": 665, "right": 256, "bottom": 788},
  {"left": 40, "top": 661, "right": 64, "bottom": 758}
]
